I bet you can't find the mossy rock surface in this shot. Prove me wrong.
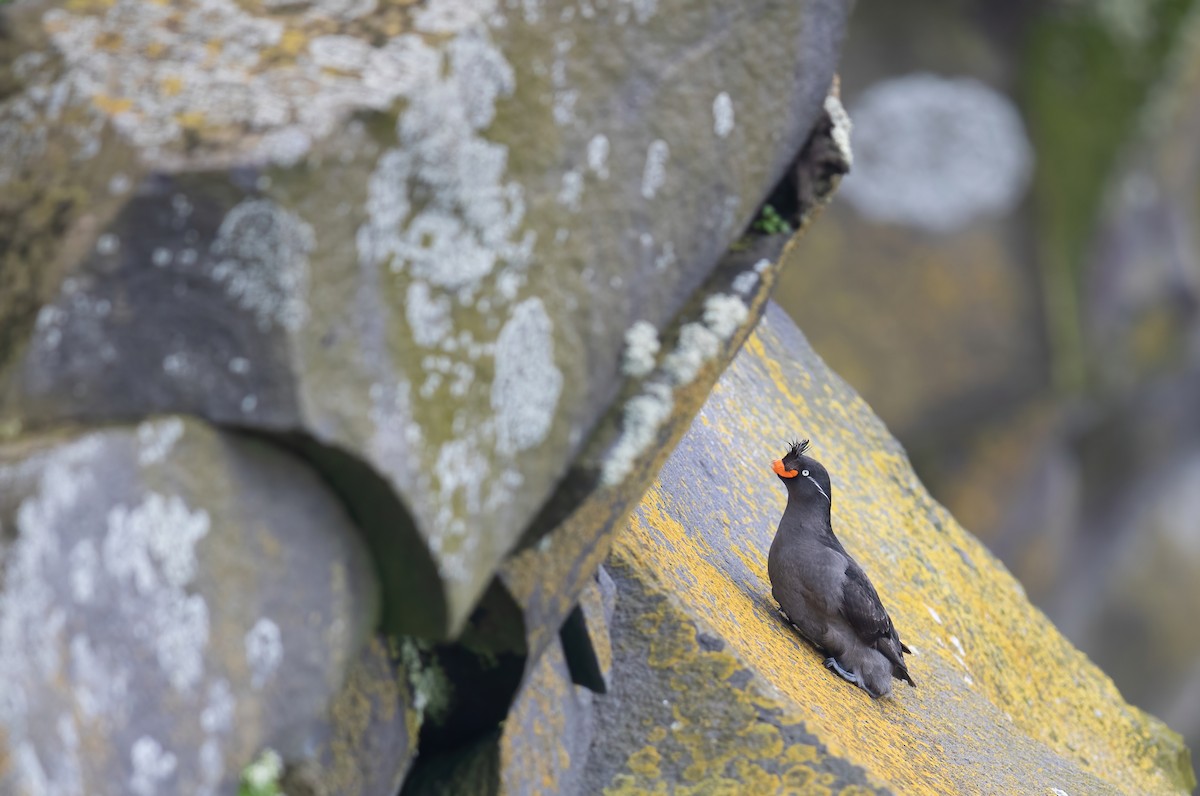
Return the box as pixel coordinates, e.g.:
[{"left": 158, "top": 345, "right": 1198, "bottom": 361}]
[
  {"left": 0, "top": 0, "right": 851, "bottom": 637},
  {"left": 585, "top": 303, "right": 1196, "bottom": 794}
]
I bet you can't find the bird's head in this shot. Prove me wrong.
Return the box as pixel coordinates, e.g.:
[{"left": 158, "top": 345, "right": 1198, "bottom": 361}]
[{"left": 772, "top": 439, "right": 832, "bottom": 503}]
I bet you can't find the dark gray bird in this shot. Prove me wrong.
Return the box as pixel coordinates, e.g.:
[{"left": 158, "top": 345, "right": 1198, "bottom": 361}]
[{"left": 768, "top": 439, "right": 915, "bottom": 698}]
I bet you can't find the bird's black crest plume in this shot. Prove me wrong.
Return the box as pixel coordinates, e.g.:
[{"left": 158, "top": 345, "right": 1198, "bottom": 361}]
[{"left": 785, "top": 439, "right": 811, "bottom": 458}]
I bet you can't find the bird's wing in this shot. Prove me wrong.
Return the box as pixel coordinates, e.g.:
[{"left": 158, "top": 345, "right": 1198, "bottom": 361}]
[
  {"left": 839, "top": 562, "right": 895, "bottom": 645},
  {"left": 801, "top": 544, "right": 852, "bottom": 616},
  {"left": 840, "top": 561, "right": 915, "bottom": 684}
]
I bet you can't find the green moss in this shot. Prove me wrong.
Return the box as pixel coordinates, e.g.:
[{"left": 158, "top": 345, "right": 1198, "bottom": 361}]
[
  {"left": 399, "top": 637, "right": 453, "bottom": 726},
  {"left": 238, "top": 749, "right": 283, "bottom": 796},
  {"left": 1022, "top": 0, "right": 1195, "bottom": 390},
  {"left": 751, "top": 204, "right": 793, "bottom": 236}
]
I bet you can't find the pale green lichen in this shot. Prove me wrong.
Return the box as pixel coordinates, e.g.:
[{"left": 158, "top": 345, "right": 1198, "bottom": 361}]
[
  {"left": 238, "top": 748, "right": 282, "bottom": 796},
  {"left": 752, "top": 204, "right": 792, "bottom": 235},
  {"left": 398, "top": 637, "right": 452, "bottom": 726}
]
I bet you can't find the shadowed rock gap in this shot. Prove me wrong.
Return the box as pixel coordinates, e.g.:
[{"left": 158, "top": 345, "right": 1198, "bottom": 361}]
[{"left": 270, "top": 430, "right": 446, "bottom": 640}]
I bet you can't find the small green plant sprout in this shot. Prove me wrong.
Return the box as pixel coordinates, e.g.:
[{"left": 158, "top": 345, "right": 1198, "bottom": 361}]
[
  {"left": 752, "top": 204, "right": 793, "bottom": 235},
  {"left": 239, "top": 748, "right": 284, "bottom": 796}
]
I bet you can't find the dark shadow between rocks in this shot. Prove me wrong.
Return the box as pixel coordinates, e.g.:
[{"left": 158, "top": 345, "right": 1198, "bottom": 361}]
[
  {"left": 559, "top": 603, "right": 607, "bottom": 694},
  {"left": 270, "top": 431, "right": 447, "bottom": 640},
  {"left": 399, "top": 581, "right": 529, "bottom": 792}
]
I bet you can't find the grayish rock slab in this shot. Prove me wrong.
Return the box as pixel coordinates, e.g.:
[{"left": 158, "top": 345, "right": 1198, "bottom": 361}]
[
  {"left": 0, "top": 0, "right": 852, "bottom": 636},
  {"left": 0, "top": 418, "right": 377, "bottom": 795}
]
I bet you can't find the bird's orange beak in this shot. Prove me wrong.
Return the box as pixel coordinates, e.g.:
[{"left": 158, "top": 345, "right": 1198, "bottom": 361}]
[{"left": 772, "top": 459, "right": 798, "bottom": 478}]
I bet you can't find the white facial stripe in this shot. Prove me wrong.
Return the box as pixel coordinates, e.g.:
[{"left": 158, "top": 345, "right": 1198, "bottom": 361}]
[{"left": 806, "top": 475, "right": 830, "bottom": 502}]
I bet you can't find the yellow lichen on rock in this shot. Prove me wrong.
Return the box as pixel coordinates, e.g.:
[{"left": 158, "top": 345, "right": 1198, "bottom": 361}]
[{"left": 594, "top": 304, "right": 1195, "bottom": 794}]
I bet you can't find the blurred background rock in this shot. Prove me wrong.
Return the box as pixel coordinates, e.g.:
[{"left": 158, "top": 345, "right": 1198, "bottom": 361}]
[{"left": 774, "top": 0, "right": 1200, "bottom": 754}]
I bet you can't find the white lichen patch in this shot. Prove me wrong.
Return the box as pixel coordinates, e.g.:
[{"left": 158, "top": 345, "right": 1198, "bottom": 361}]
[
  {"left": 367, "top": 380, "right": 424, "bottom": 489},
  {"left": 68, "top": 540, "right": 100, "bottom": 605},
  {"left": 491, "top": 298, "right": 562, "bottom": 455},
  {"left": 551, "top": 33, "right": 577, "bottom": 126},
  {"left": 130, "top": 736, "right": 178, "bottom": 796},
  {"left": 108, "top": 173, "right": 132, "bottom": 195},
  {"left": 587, "top": 134, "right": 611, "bottom": 179},
  {"left": 601, "top": 292, "right": 750, "bottom": 487},
  {"left": 1, "top": 437, "right": 102, "bottom": 738},
  {"left": 30, "top": 278, "right": 117, "bottom": 360},
  {"left": 839, "top": 73, "right": 1033, "bottom": 233},
  {"left": 702, "top": 293, "right": 750, "bottom": 340},
  {"left": 210, "top": 199, "right": 315, "bottom": 332},
  {"left": 406, "top": 281, "right": 454, "bottom": 347},
  {"left": 0, "top": 50, "right": 106, "bottom": 187},
  {"left": 662, "top": 293, "right": 747, "bottom": 385},
  {"left": 712, "top": 92, "right": 735, "bottom": 139},
  {"left": 412, "top": 0, "right": 496, "bottom": 33},
  {"left": 0, "top": 428, "right": 330, "bottom": 794},
  {"left": 601, "top": 384, "right": 673, "bottom": 487},
  {"left": 615, "top": 0, "right": 659, "bottom": 25},
  {"left": 70, "top": 633, "right": 129, "bottom": 721},
  {"left": 136, "top": 417, "right": 185, "bottom": 466},
  {"left": 653, "top": 241, "right": 676, "bottom": 271},
  {"left": 662, "top": 323, "right": 720, "bottom": 385},
  {"left": 356, "top": 28, "right": 534, "bottom": 296},
  {"left": 641, "top": 139, "right": 670, "bottom": 199},
  {"left": 200, "top": 679, "right": 235, "bottom": 735},
  {"left": 823, "top": 92, "right": 853, "bottom": 167},
  {"left": 96, "top": 233, "right": 121, "bottom": 256},
  {"left": 622, "top": 321, "right": 661, "bottom": 378},
  {"left": 31, "top": 0, "right": 466, "bottom": 168},
  {"left": 199, "top": 739, "right": 224, "bottom": 794},
  {"left": 558, "top": 169, "right": 584, "bottom": 211},
  {"left": 926, "top": 604, "right": 943, "bottom": 625},
  {"left": 104, "top": 493, "right": 212, "bottom": 693},
  {"left": 244, "top": 617, "right": 283, "bottom": 690},
  {"left": 731, "top": 270, "right": 759, "bottom": 296}
]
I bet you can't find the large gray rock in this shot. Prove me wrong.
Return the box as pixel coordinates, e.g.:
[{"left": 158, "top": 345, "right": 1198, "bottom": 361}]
[
  {"left": 0, "top": 418, "right": 378, "bottom": 796},
  {"left": 0, "top": 0, "right": 851, "bottom": 636},
  {"left": 581, "top": 302, "right": 1195, "bottom": 794}
]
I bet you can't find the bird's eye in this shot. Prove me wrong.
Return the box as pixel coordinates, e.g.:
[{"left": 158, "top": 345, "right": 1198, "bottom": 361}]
[{"left": 801, "top": 469, "right": 809, "bottom": 477}]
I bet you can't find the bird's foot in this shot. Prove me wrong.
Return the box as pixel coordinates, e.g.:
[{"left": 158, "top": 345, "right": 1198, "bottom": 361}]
[
  {"left": 823, "top": 657, "right": 860, "bottom": 686},
  {"left": 778, "top": 607, "right": 793, "bottom": 625}
]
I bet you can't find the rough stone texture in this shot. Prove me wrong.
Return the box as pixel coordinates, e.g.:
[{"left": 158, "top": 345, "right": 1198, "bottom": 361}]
[
  {"left": 496, "top": 232, "right": 810, "bottom": 675},
  {"left": 0, "top": 0, "right": 852, "bottom": 637},
  {"left": 585, "top": 557, "right": 887, "bottom": 795},
  {"left": 280, "top": 635, "right": 421, "bottom": 796},
  {"left": 0, "top": 417, "right": 378, "bottom": 796},
  {"left": 496, "top": 638, "right": 596, "bottom": 796},
  {"left": 583, "top": 303, "right": 1196, "bottom": 794}
]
